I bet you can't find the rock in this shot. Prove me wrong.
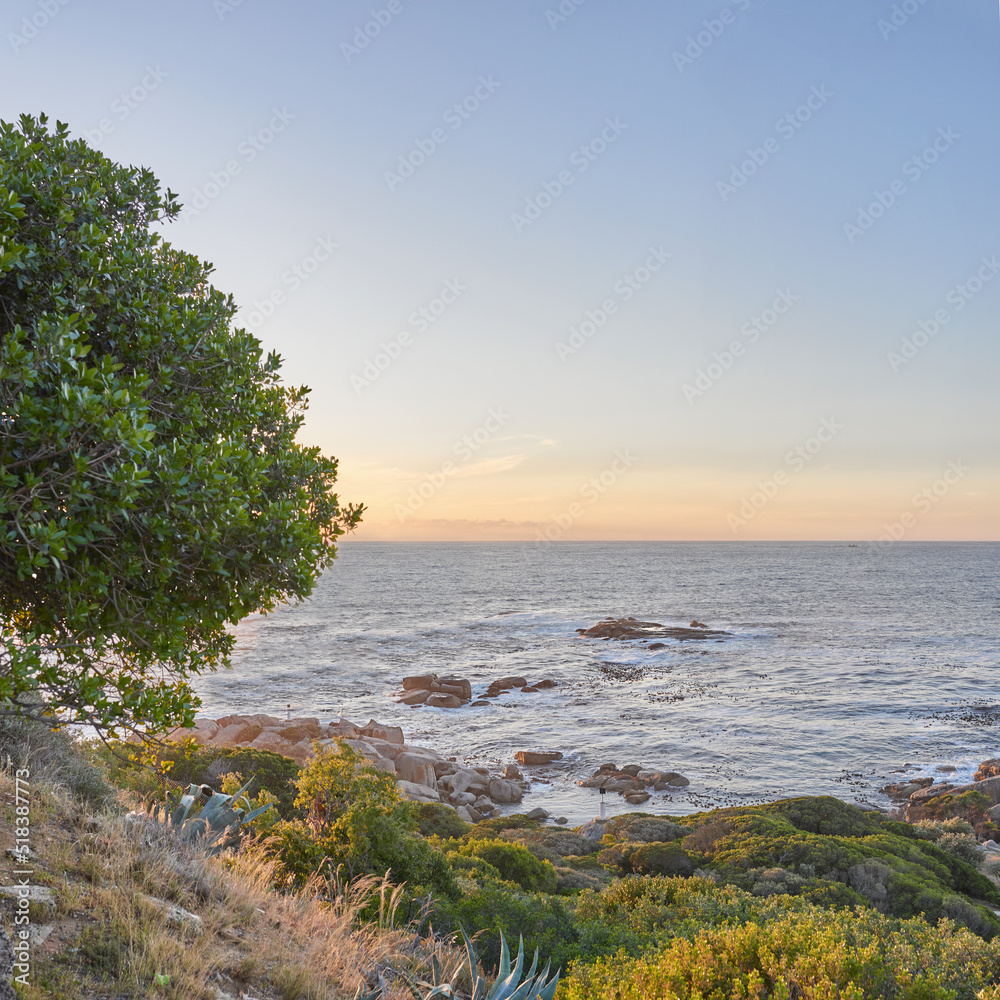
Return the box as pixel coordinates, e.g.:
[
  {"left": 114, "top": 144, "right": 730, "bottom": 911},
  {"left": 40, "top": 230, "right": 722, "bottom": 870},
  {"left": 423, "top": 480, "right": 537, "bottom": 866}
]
[
  {"left": 535, "top": 679, "right": 558, "bottom": 689},
  {"left": 394, "top": 753, "right": 439, "bottom": 788},
  {"left": 451, "top": 791, "right": 477, "bottom": 807},
  {"left": 597, "top": 763, "right": 617, "bottom": 774},
  {"left": 503, "top": 764, "right": 522, "bottom": 780},
  {"left": 525, "top": 807, "right": 550, "bottom": 821},
  {"left": 578, "top": 819, "right": 608, "bottom": 841},
  {"left": 138, "top": 894, "right": 203, "bottom": 935},
  {"left": 603, "top": 777, "right": 645, "bottom": 793},
  {"left": 488, "top": 777, "right": 523, "bottom": 804},
  {"left": 0, "top": 886, "right": 55, "bottom": 906},
  {"left": 396, "top": 781, "right": 441, "bottom": 804},
  {"left": 398, "top": 690, "right": 429, "bottom": 706},
  {"left": 372, "top": 757, "right": 396, "bottom": 775},
  {"left": 474, "top": 796, "right": 495, "bottom": 815},
  {"left": 496, "top": 676, "right": 528, "bottom": 690},
  {"left": 434, "top": 760, "right": 459, "bottom": 778},
  {"left": 248, "top": 730, "right": 294, "bottom": 755},
  {"left": 471, "top": 699, "right": 491, "bottom": 707},
  {"left": 935, "top": 764, "right": 957, "bottom": 773},
  {"left": 577, "top": 618, "right": 730, "bottom": 641},
  {"left": 625, "top": 791, "right": 651, "bottom": 805},
  {"left": 555, "top": 816, "right": 568, "bottom": 825},
  {"left": 976, "top": 759, "right": 1000, "bottom": 782},
  {"left": 521, "top": 686, "right": 540, "bottom": 693},
  {"left": 648, "top": 643, "right": 666, "bottom": 650},
  {"left": 438, "top": 677, "right": 472, "bottom": 700},
  {"left": 363, "top": 722, "right": 405, "bottom": 745},
  {"left": 426, "top": 693, "right": 463, "bottom": 709},
  {"left": 243, "top": 714, "right": 281, "bottom": 728},
  {"left": 666, "top": 774, "right": 690, "bottom": 788},
  {"left": 619, "top": 764, "right": 642, "bottom": 776},
  {"left": 986, "top": 804, "right": 1000, "bottom": 823},
  {"left": 279, "top": 721, "right": 322, "bottom": 742},
  {"left": 577, "top": 776, "right": 608, "bottom": 788},
  {"left": 690, "top": 620, "right": 708, "bottom": 628},
  {"left": 515, "top": 751, "right": 563, "bottom": 765},
  {"left": 909, "top": 783, "right": 955, "bottom": 803},
  {"left": 402, "top": 674, "right": 436, "bottom": 691},
  {"left": 456, "top": 806, "right": 476, "bottom": 823},
  {"left": 466, "top": 806, "right": 483, "bottom": 823},
  {"left": 653, "top": 782, "right": 669, "bottom": 791}
]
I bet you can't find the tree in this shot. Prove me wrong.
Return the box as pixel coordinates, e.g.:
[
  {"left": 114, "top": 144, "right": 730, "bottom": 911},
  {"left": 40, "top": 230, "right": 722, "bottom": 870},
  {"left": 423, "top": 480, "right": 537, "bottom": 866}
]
[{"left": 0, "top": 114, "right": 362, "bottom": 735}]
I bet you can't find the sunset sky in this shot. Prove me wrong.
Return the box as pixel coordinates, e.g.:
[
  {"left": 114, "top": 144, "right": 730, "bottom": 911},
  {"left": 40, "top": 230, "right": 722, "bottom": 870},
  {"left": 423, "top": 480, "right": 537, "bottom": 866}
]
[{"left": 2, "top": 0, "right": 997, "bottom": 540}]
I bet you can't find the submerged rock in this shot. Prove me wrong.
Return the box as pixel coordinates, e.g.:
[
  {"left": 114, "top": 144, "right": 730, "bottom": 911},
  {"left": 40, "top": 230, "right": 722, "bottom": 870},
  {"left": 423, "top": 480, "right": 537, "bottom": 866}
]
[{"left": 576, "top": 617, "right": 731, "bottom": 641}]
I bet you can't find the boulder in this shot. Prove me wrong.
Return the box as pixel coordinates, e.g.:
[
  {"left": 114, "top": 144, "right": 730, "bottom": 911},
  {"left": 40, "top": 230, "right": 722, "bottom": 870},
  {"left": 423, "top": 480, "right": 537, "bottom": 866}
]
[
  {"left": 666, "top": 773, "right": 690, "bottom": 788},
  {"left": 488, "top": 777, "right": 523, "bottom": 804},
  {"left": 372, "top": 757, "right": 396, "bottom": 775},
  {"left": 427, "top": 693, "right": 463, "bottom": 709},
  {"left": 619, "top": 764, "right": 642, "bottom": 776},
  {"left": 535, "top": 679, "right": 557, "bottom": 689},
  {"left": 451, "top": 791, "right": 477, "bottom": 807},
  {"left": 363, "top": 722, "right": 404, "bottom": 745},
  {"left": 397, "top": 781, "right": 440, "bottom": 804},
  {"left": 602, "top": 777, "right": 645, "bottom": 793},
  {"left": 909, "top": 783, "right": 955, "bottom": 803},
  {"left": 232, "top": 724, "right": 264, "bottom": 746},
  {"left": 525, "top": 807, "right": 549, "bottom": 821},
  {"left": 402, "top": 675, "right": 436, "bottom": 691},
  {"left": 434, "top": 760, "right": 459, "bottom": 778},
  {"left": 515, "top": 751, "right": 563, "bottom": 765},
  {"left": 496, "top": 676, "right": 527, "bottom": 690},
  {"left": 398, "top": 690, "right": 429, "bottom": 706},
  {"left": 578, "top": 819, "right": 607, "bottom": 841},
  {"left": 625, "top": 791, "right": 651, "bottom": 805},
  {"left": 243, "top": 714, "right": 281, "bottom": 728},
  {"left": 249, "top": 731, "right": 294, "bottom": 755},
  {"left": 395, "top": 753, "right": 439, "bottom": 788},
  {"left": 279, "top": 722, "right": 322, "bottom": 743},
  {"left": 456, "top": 805, "right": 476, "bottom": 823},
  {"left": 976, "top": 759, "right": 1000, "bottom": 782},
  {"left": 438, "top": 677, "right": 472, "bottom": 700},
  {"left": 503, "top": 764, "right": 522, "bottom": 780}
]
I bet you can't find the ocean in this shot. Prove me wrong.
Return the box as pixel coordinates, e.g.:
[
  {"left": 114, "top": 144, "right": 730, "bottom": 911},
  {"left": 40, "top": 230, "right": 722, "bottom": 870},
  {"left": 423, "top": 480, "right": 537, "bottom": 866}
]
[{"left": 194, "top": 541, "right": 1000, "bottom": 825}]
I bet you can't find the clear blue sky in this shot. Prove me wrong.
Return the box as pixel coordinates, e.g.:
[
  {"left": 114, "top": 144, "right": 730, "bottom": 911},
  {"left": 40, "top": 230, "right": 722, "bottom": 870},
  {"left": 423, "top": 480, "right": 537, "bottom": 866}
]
[{"left": 3, "top": 0, "right": 997, "bottom": 540}]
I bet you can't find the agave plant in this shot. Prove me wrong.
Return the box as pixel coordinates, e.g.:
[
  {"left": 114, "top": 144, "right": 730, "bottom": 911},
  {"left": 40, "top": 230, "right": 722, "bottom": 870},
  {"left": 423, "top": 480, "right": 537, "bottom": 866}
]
[
  {"left": 144, "top": 780, "right": 274, "bottom": 856},
  {"left": 405, "top": 929, "right": 559, "bottom": 1000}
]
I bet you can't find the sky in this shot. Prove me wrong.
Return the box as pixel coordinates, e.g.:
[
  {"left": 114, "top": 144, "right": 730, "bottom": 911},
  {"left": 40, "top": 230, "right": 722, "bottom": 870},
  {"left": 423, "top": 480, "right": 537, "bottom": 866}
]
[{"left": 2, "top": 0, "right": 998, "bottom": 542}]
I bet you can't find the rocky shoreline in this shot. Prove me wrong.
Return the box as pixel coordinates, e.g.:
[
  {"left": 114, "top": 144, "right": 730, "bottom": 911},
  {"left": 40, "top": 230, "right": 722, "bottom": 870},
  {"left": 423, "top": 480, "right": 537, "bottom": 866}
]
[
  {"left": 883, "top": 762, "right": 1000, "bottom": 821},
  {"left": 162, "top": 711, "right": 693, "bottom": 825}
]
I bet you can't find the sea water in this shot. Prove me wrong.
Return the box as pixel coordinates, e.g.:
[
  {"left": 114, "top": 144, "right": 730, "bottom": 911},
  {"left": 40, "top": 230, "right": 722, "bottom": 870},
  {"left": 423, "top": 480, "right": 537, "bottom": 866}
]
[{"left": 193, "top": 541, "right": 1000, "bottom": 825}]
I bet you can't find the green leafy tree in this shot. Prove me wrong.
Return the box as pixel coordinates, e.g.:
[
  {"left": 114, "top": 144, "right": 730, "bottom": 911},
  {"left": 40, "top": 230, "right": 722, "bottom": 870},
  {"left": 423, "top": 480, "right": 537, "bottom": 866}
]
[{"left": 0, "top": 114, "right": 362, "bottom": 734}]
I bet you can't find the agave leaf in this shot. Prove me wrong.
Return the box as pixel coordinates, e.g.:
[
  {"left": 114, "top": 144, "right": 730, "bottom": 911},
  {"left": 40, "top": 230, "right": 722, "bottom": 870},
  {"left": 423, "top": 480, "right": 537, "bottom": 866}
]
[
  {"left": 536, "top": 970, "right": 560, "bottom": 1000},
  {"left": 495, "top": 932, "right": 512, "bottom": 988}
]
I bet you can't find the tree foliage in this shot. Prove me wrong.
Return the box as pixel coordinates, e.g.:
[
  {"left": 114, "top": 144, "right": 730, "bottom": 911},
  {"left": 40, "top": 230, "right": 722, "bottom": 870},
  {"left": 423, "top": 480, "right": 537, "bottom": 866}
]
[{"left": 0, "top": 114, "right": 362, "bottom": 733}]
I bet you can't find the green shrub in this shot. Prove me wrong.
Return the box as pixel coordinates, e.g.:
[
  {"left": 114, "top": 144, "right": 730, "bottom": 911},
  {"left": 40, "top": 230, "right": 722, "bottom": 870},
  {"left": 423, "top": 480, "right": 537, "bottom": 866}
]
[
  {"left": 603, "top": 814, "right": 690, "bottom": 844},
  {"left": 88, "top": 738, "right": 301, "bottom": 817},
  {"left": 463, "top": 814, "right": 542, "bottom": 840},
  {"left": 626, "top": 842, "right": 694, "bottom": 877},
  {"left": 433, "top": 881, "right": 579, "bottom": 971},
  {"left": 456, "top": 838, "right": 558, "bottom": 893},
  {"left": 560, "top": 905, "right": 1000, "bottom": 1000},
  {"left": 416, "top": 802, "right": 470, "bottom": 839}
]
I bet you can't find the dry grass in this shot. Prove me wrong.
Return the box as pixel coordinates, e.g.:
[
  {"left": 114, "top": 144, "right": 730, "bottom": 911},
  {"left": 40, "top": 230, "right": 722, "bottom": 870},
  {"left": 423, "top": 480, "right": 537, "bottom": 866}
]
[{"left": 0, "top": 766, "right": 467, "bottom": 999}]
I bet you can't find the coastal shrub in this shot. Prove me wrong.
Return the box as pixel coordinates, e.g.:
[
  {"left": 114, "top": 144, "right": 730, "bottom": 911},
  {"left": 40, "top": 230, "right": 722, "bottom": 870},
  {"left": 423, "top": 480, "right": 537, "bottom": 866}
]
[
  {"left": 455, "top": 838, "right": 558, "bottom": 893},
  {"left": 462, "top": 814, "right": 541, "bottom": 840},
  {"left": 604, "top": 814, "right": 690, "bottom": 844},
  {"left": 626, "top": 842, "right": 695, "bottom": 877},
  {"left": 433, "top": 882, "right": 580, "bottom": 970},
  {"left": 910, "top": 791, "right": 992, "bottom": 827},
  {"left": 560, "top": 907, "right": 1000, "bottom": 1000},
  {"left": 88, "top": 739, "right": 301, "bottom": 817},
  {"left": 416, "top": 802, "right": 470, "bottom": 839}
]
